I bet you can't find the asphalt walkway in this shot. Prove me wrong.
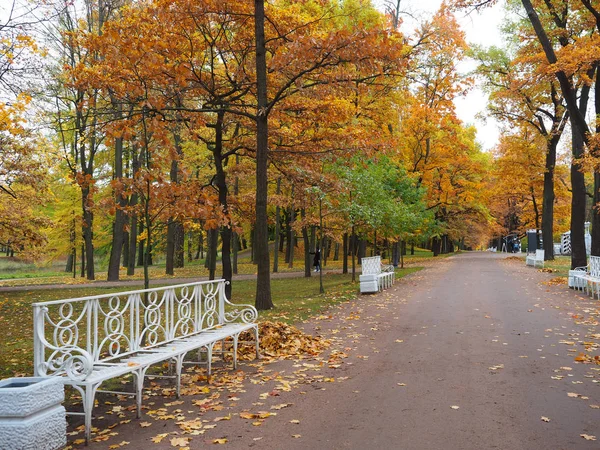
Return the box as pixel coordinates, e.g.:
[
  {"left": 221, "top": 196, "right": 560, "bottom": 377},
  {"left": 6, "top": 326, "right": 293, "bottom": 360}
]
[{"left": 71, "top": 252, "right": 600, "bottom": 449}]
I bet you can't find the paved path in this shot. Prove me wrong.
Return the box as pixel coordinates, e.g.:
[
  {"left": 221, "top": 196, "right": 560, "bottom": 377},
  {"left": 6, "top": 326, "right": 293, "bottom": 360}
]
[{"left": 74, "top": 252, "right": 600, "bottom": 449}]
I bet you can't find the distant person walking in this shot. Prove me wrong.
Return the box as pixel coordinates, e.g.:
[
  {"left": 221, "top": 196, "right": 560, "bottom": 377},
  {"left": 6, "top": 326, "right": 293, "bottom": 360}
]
[{"left": 312, "top": 246, "right": 321, "bottom": 272}]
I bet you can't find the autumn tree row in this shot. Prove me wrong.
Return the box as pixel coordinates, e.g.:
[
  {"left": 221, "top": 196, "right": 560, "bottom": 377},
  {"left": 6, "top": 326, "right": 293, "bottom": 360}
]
[{"left": 0, "top": 0, "right": 493, "bottom": 309}]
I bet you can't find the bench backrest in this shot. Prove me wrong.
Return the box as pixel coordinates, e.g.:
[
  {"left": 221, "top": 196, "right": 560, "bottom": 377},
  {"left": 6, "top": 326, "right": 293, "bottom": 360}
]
[
  {"left": 590, "top": 256, "right": 600, "bottom": 277},
  {"left": 535, "top": 249, "right": 544, "bottom": 261},
  {"left": 361, "top": 256, "right": 382, "bottom": 275},
  {"left": 33, "top": 280, "right": 257, "bottom": 381}
]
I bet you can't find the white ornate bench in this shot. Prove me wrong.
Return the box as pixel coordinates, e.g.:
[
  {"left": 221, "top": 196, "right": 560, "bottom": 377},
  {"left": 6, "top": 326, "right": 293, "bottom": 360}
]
[
  {"left": 32, "top": 279, "right": 259, "bottom": 443},
  {"left": 572, "top": 255, "right": 600, "bottom": 298},
  {"left": 359, "top": 256, "right": 395, "bottom": 293},
  {"left": 526, "top": 249, "right": 545, "bottom": 268}
]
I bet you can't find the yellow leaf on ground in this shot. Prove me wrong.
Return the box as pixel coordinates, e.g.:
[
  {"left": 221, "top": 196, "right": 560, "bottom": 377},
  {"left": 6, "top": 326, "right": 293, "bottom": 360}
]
[
  {"left": 290, "top": 420, "right": 300, "bottom": 424},
  {"left": 140, "top": 422, "right": 152, "bottom": 428},
  {"left": 170, "top": 437, "right": 189, "bottom": 447},
  {"left": 292, "top": 434, "right": 301, "bottom": 438},
  {"left": 151, "top": 433, "right": 169, "bottom": 444},
  {"left": 581, "top": 434, "right": 597, "bottom": 441},
  {"left": 567, "top": 393, "right": 580, "bottom": 398},
  {"left": 450, "top": 406, "right": 460, "bottom": 410},
  {"left": 212, "top": 438, "right": 228, "bottom": 444},
  {"left": 214, "top": 415, "right": 231, "bottom": 422},
  {"left": 541, "top": 417, "right": 550, "bottom": 422}
]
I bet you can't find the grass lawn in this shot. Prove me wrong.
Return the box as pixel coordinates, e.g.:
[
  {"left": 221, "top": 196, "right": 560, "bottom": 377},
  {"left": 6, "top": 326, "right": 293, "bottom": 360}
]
[
  {"left": 0, "top": 246, "right": 443, "bottom": 287},
  {"left": 0, "top": 266, "right": 422, "bottom": 379}
]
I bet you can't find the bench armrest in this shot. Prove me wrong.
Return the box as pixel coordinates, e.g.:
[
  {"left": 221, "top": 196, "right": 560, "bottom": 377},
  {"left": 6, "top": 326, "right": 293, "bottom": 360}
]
[{"left": 222, "top": 286, "right": 258, "bottom": 324}]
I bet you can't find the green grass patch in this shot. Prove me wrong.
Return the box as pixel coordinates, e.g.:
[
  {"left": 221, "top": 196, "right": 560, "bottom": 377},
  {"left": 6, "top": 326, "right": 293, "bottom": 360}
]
[
  {"left": 0, "top": 266, "right": 422, "bottom": 379},
  {"left": 538, "top": 255, "right": 572, "bottom": 277}
]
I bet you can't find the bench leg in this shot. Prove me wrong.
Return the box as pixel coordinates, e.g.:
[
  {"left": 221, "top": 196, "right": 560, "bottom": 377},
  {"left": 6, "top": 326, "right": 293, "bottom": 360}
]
[
  {"left": 206, "top": 342, "right": 215, "bottom": 383},
  {"left": 254, "top": 325, "right": 260, "bottom": 359},
  {"left": 134, "top": 367, "right": 151, "bottom": 419},
  {"left": 72, "top": 383, "right": 99, "bottom": 444},
  {"left": 174, "top": 355, "right": 185, "bottom": 398},
  {"left": 232, "top": 334, "right": 239, "bottom": 370}
]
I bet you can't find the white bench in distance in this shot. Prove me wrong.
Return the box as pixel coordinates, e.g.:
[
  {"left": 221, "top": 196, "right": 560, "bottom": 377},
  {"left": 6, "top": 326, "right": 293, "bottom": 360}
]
[
  {"left": 526, "top": 249, "right": 545, "bottom": 268},
  {"left": 33, "top": 279, "right": 259, "bottom": 443},
  {"left": 359, "top": 256, "right": 395, "bottom": 293}
]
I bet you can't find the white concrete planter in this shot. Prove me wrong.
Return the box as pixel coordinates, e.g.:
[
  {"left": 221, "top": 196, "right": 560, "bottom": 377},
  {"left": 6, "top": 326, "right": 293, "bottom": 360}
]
[{"left": 0, "top": 377, "right": 66, "bottom": 450}]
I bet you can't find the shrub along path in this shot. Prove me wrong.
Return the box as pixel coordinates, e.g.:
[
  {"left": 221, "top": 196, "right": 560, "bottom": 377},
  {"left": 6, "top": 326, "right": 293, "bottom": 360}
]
[{"left": 64, "top": 252, "right": 600, "bottom": 449}]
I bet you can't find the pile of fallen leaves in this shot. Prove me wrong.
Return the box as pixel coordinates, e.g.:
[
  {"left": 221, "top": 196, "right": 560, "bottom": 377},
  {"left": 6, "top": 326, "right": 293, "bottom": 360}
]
[
  {"left": 544, "top": 276, "right": 568, "bottom": 286},
  {"left": 539, "top": 267, "right": 557, "bottom": 273},
  {"left": 505, "top": 256, "right": 523, "bottom": 261},
  {"left": 239, "top": 321, "right": 330, "bottom": 360}
]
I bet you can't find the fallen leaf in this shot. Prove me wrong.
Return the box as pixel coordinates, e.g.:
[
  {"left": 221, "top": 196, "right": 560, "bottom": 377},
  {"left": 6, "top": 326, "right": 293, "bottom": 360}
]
[
  {"left": 450, "top": 406, "right": 460, "bottom": 410},
  {"left": 581, "top": 434, "right": 597, "bottom": 441},
  {"left": 541, "top": 417, "right": 550, "bottom": 422},
  {"left": 290, "top": 420, "right": 300, "bottom": 424},
  {"left": 212, "top": 438, "right": 228, "bottom": 444},
  {"left": 170, "top": 437, "right": 189, "bottom": 447},
  {"left": 292, "top": 434, "right": 301, "bottom": 438},
  {"left": 567, "top": 393, "right": 579, "bottom": 398},
  {"left": 214, "top": 415, "right": 231, "bottom": 422},
  {"left": 151, "top": 433, "right": 169, "bottom": 444},
  {"left": 140, "top": 422, "right": 152, "bottom": 428}
]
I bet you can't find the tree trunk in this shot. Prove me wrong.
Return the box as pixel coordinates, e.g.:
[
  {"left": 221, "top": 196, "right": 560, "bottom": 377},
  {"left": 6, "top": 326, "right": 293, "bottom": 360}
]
[
  {"left": 571, "top": 120, "right": 588, "bottom": 268},
  {"left": 137, "top": 220, "right": 144, "bottom": 267},
  {"left": 542, "top": 138, "right": 557, "bottom": 261},
  {"left": 82, "top": 186, "right": 95, "bottom": 280},
  {"left": 187, "top": 231, "right": 193, "bottom": 262},
  {"left": 301, "top": 209, "right": 311, "bottom": 278},
  {"left": 342, "top": 233, "right": 348, "bottom": 274},
  {"left": 65, "top": 253, "right": 74, "bottom": 273},
  {"left": 592, "top": 69, "right": 600, "bottom": 256},
  {"left": 351, "top": 226, "right": 356, "bottom": 282},
  {"left": 273, "top": 177, "right": 281, "bottom": 273},
  {"left": 166, "top": 218, "right": 176, "bottom": 276},
  {"left": 213, "top": 110, "right": 233, "bottom": 298},
  {"left": 208, "top": 228, "right": 218, "bottom": 280},
  {"left": 80, "top": 243, "right": 85, "bottom": 278},
  {"left": 107, "top": 121, "right": 125, "bottom": 281},
  {"left": 195, "top": 230, "right": 203, "bottom": 260},
  {"left": 253, "top": 0, "right": 273, "bottom": 310},
  {"left": 232, "top": 232, "right": 239, "bottom": 275},
  {"left": 127, "top": 213, "right": 137, "bottom": 276}
]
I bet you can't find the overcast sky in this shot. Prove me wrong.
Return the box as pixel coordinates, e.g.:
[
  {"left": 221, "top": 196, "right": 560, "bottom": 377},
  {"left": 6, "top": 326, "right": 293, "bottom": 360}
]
[{"left": 372, "top": 0, "right": 506, "bottom": 151}]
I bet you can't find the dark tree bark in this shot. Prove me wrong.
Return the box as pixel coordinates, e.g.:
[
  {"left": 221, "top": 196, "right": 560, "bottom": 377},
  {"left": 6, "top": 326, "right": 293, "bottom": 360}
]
[
  {"left": 137, "top": 220, "right": 144, "bottom": 267},
  {"left": 342, "top": 232, "right": 348, "bottom": 274},
  {"left": 82, "top": 186, "right": 95, "bottom": 280},
  {"left": 208, "top": 228, "right": 218, "bottom": 280},
  {"left": 107, "top": 110, "right": 126, "bottom": 281},
  {"left": 541, "top": 137, "right": 558, "bottom": 261},
  {"left": 212, "top": 111, "right": 233, "bottom": 298},
  {"left": 232, "top": 232, "right": 239, "bottom": 275},
  {"left": 253, "top": 0, "right": 273, "bottom": 310},
  {"left": 592, "top": 67, "right": 600, "bottom": 256},
  {"left": 195, "top": 230, "right": 203, "bottom": 260},
  {"left": 273, "top": 177, "right": 281, "bottom": 273},
  {"left": 301, "top": 209, "right": 311, "bottom": 278}
]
